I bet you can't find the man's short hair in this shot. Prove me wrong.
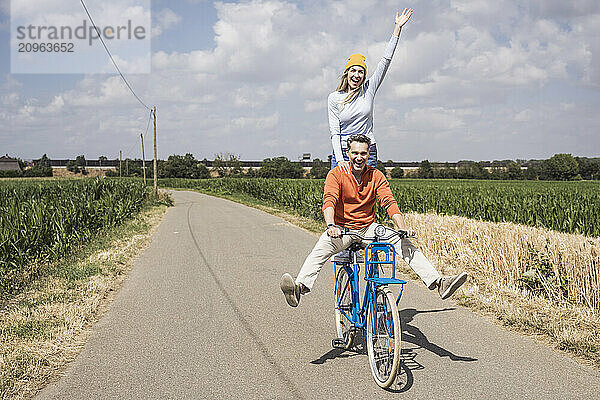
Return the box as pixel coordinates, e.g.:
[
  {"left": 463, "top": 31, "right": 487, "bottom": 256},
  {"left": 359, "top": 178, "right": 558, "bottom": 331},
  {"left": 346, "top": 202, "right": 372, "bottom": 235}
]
[{"left": 346, "top": 134, "right": 371, "bottom": 148}]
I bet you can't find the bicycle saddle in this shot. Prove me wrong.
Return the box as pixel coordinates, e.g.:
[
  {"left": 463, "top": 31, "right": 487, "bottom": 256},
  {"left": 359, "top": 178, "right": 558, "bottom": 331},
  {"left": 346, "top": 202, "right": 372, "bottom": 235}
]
[
  {"left": 348, "top": 243, "right": 364, "bottom": 252},
  {"left": 333, "top": 243, "right": 364, "bottom": 263}
]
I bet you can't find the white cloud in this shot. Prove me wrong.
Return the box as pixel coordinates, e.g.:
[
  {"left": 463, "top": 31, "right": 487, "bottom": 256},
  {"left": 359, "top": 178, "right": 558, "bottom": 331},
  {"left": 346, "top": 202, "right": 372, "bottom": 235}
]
[
  {"left": 276, "top": 82, "right": 296, "bottom": 96},
  {"left": 514, "top": 109, "right": 533, "bottom": 122},
  {"left": 393, "top": 81, "right": 438, "bottom": 99},
  {"left": 304, "top": 100, "right": 323, "bottom": 113},
  {"left": 66, "top": 76, "right": 134, "bottom": 107},
  {"left": 525, "top": 0, "right": 600, "bottom": 18},
  {"left": 402, "top": 107, "right": 466, "bottom": 132},
  {"left": 11, "top": 0, "right": 149, "bottom": 26},
  {"left": 560, "top": 102, "right": 575, "bottom": 111},
  {"left": 99, "top": 54, "right": 151, "bottom": 74},
  {"left": 152, "top": 8, "right": 181, "bottom": 37},
  {"left": 300, "top": 67, "right": 339, "bottom": 99},
  {"left": 0, "top": 74, "right": 22, "bottom": 90},
  {"left": 231, "top": 112, "right": 279, "bottom": 130},
  {"left": 1, "top": 92, "right": 19, "bottom": 107},
  {"left": 232, "top": 85, "right": 273, "bottom": 108},
  {"left": 11, "top": 0, "right": 78, "bottom": 19},
  {"left": 575, "top": 14, "right": 600, "bottom": 86},
  {"left": 38, "top": 95, "right": 65, "bottom": 114}
]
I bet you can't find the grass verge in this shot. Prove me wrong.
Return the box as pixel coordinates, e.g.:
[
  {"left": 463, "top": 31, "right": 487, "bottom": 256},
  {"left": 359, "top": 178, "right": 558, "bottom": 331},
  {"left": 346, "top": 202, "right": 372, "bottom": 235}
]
[
  {"left": 181, "top": 187, "right": 600, "bottom": 370},
  {"left": 0, "top": 198, "right": 169, "bottom": 399}
]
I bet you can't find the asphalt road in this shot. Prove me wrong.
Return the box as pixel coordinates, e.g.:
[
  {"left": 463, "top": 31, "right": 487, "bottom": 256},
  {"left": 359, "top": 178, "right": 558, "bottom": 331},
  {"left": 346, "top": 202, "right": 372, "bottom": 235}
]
[{"left": 38, "top": 190, "right": 600, "bottom": 399}]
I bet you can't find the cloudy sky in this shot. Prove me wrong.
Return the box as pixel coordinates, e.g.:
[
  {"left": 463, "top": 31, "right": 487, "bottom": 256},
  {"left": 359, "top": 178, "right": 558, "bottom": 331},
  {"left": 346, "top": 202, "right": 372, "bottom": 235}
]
[{"left": 1, "top": 0, "right": 599, "bottom": 162}]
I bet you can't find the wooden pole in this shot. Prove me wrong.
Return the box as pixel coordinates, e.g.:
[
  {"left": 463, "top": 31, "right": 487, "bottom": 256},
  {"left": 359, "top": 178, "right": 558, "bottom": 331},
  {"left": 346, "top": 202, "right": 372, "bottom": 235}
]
[
  {"left": 126, "top": 158, "right": 129, "bottom": 176},
  {"left": 119, "top": 150, "right": 122, "bottom": 178},
  {"left": 153, "top": 106, "right": 158, "bottom": 196},
  {"left": 140, "top": 133, "right": 146, "bottom": 186}
]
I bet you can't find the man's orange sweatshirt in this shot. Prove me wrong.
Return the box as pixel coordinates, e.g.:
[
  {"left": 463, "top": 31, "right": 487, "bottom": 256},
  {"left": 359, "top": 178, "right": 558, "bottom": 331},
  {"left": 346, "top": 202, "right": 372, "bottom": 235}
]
[{"left": 322, "top": 166, "right": 401, "bottom": 230}]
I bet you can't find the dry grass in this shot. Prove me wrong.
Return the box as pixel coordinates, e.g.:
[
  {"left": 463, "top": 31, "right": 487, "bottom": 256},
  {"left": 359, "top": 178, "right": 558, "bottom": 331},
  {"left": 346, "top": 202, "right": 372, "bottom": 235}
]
[
  {"left": 0, "top": 203, "right": 168, "bottom": 399},
  {"left": 405, "top": 212, "right": 600, "bottom": 309}
]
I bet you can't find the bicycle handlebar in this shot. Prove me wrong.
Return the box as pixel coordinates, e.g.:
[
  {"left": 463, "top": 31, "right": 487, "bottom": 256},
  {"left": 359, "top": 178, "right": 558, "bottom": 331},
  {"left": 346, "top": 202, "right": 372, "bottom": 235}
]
[{"left": 328, "top": 224, "right": 416, "bottom": 241}]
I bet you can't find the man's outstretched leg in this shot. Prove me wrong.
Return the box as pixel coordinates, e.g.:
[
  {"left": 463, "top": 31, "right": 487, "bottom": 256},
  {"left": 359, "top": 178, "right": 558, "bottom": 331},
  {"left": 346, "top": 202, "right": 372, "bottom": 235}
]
[
  {"left": 280, "top": 230, "right": 355, "bottom": 307},
  {"left": 366, "top": 223, "right": 468, "bottom": 300},
  {"left": 397, "top": 237, "right": 467, "bottom": 299}
]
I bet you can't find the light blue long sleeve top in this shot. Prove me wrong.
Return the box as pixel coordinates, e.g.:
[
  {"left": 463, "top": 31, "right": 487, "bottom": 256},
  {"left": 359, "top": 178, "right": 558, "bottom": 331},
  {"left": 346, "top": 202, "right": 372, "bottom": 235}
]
[{"left": 328, "top": 35, "right": 400, "bottom": 161}]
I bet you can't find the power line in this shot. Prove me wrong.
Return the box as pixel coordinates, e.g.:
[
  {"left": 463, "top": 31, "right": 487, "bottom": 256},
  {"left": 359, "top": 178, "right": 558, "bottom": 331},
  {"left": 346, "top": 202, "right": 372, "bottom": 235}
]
[
  {"left": 123, "top": 109, "right": 154, "bottom": 159},
  {"left": 143, "top": 108, "right": 153, "bottom": 139},
  {"left": 79, "top": 0, "right": 151, "bottom": 111}
]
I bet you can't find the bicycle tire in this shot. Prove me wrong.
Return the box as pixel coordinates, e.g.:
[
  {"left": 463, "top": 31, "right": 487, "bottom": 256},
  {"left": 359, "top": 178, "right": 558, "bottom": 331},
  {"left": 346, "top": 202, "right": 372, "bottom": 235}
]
[
  {"left": 366, "top": 286, "right": 401, "bottom": 388},
  {"left": 334, "top": 266, "right": 355, "bottom": 349}
]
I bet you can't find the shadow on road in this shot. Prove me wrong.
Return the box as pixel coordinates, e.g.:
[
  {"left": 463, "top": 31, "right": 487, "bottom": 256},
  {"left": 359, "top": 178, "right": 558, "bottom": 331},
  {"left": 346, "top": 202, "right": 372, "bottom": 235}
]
[
  {"left": 384, "top": 307, "right": 478, "bottom": 392},
  {"left": 310, "top": 307, "right": 477, "bottom": 393},
  {"left": 310, "top": 335, "right": 366, "bottom": 365},
  {"left": 310, "top": 347, "right": 360, "bottom": 365},
  {"left": 401, "top": 307, "right": 478, "bottom": 362}
]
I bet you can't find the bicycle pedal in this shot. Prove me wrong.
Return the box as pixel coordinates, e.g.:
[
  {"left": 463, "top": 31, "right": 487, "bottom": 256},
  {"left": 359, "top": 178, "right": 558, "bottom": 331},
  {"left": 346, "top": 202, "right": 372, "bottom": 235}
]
[{"left": 331, "top": 338, "right": 347, "bottom": 349}]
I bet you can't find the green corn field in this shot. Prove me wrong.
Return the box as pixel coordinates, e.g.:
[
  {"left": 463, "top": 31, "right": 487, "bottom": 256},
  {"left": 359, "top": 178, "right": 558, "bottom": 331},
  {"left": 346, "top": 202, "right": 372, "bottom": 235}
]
[
  {"left": 0, "top": 178, "right": 150, "bottom": 294},
  {"left": 160, "top": 178, "right": 600, "bottom": 237}
]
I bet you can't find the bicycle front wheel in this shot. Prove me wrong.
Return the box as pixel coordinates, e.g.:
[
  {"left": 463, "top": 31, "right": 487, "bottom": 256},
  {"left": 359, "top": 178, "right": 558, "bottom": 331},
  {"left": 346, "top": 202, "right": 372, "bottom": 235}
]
[
  {"left": 334, "top": 266, "right": 355, "bottom": 349},
  {"left": 366, "top": 286, "right": 401, "bottom": 388}
]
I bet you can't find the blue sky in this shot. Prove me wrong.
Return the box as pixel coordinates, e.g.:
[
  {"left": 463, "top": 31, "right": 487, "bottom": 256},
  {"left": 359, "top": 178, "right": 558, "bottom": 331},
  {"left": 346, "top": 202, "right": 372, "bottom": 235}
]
[{"left": 1, "top": 0, "right": 599, "bottom": 162}]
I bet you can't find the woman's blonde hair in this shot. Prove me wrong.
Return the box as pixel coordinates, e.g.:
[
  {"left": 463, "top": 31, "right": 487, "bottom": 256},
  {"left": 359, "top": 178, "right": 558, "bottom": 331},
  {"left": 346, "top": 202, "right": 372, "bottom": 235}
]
[{"left": 336, "top": 71, "right": 365, "bottom": 108}]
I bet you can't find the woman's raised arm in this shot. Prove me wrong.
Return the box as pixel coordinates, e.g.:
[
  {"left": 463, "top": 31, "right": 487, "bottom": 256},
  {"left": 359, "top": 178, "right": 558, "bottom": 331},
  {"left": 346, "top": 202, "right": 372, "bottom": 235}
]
[
  {"left": 393, "top": 8, "right": 413, "bottom": 37},
  {"left": 368, "top": 8, "right": 413, "bottom": 93}
]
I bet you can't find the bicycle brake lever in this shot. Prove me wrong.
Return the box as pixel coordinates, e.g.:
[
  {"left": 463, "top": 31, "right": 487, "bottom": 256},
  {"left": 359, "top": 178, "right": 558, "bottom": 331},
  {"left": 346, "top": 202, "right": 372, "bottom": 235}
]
[{"left": 395, "top": 230, "right": 416, "bottom": 240}]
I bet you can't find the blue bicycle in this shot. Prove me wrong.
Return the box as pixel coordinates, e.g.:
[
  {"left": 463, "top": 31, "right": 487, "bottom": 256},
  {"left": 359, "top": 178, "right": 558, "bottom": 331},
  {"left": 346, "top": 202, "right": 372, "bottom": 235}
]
[{"left": 332, "top": 225, "right": 411, "bottom": 388}]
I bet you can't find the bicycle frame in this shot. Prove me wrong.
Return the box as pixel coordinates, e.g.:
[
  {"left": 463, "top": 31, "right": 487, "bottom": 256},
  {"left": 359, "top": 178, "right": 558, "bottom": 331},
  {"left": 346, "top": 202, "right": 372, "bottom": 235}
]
[{"left": 334, "top": 240, "right": 406, "bottom": 340}]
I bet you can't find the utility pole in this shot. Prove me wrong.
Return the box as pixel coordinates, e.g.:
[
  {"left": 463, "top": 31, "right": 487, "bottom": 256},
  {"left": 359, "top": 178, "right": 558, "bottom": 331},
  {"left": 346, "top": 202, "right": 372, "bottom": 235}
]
[
  {"left": 126, "top": 158, "right": 129, "bottom": 176},
  {"left": 153, "top": 106, "right": 158, "bottom": 196},
  {"left": 140, "top": 133, "right": 146, "bottom": 185},
  {"left": 119, "top": 150, "right": 122, "bottom": 178}
]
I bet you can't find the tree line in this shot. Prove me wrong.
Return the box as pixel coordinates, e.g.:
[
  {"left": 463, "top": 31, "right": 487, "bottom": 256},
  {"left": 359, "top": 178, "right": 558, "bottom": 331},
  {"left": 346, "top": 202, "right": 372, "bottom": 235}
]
[
  {"left": 110, "top": 152, "right": 599, "bottom": 181},
  {"left": 407, "top": 154, "right": 599, "bottom": 181},
  {"left": 108, "top": 153, "right": 318, "bottom": 179},
  {"left": 5, "top": 152, "right": 599, "bottom": 181}
]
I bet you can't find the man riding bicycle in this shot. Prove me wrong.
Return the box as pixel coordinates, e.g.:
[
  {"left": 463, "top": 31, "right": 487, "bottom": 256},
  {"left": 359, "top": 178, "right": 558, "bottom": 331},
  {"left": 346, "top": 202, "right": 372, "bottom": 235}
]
[{"left": 281, "top": 134, "right": 467, "bottom": 307}]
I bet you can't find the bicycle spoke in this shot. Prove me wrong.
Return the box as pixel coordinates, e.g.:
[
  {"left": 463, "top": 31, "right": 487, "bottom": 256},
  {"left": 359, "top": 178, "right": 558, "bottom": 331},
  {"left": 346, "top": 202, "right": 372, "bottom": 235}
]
[
  {"left": 367, "top": 287, "right": 401, "bottom": 387},
  {"left": 334, "top": 267, "right": 355, "bottom": 350}
]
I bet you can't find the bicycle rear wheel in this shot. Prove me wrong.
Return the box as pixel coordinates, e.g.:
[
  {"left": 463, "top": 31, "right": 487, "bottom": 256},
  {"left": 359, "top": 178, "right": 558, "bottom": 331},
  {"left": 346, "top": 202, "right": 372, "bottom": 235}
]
[
  {"left": 334, "top": 266, "right": 355, "bottom": 349},
  {"left": 366, "top": 286, "right": 401, "bottom": 388}
]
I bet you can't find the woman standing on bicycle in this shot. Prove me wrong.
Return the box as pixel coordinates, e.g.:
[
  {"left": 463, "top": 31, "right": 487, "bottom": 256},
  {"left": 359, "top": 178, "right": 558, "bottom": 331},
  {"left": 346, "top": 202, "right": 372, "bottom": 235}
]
[{"left": 329, "top": 7, "right": 413, "bottom": 172}]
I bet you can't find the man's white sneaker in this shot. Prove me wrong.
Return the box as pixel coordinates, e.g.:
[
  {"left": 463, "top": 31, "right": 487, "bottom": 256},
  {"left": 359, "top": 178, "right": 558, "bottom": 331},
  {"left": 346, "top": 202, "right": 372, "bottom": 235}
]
[
  {"left": 438, "top": 272, "right": 467, "bottom": 300},
  {"left": 280, "top": 273, "right": 300, "bottom": 307}
]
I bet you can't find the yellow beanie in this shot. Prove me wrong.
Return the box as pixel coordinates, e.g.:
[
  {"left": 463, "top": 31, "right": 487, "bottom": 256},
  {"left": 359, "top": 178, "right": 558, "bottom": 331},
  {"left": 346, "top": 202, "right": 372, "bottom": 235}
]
[{"left": 344, "top": 54, "right": 367, "bottom": 73}]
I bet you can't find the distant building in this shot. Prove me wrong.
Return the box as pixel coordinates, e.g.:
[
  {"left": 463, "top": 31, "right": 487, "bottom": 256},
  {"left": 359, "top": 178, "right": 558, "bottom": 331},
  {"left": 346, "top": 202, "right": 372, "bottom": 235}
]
[
  {"left": 0, "top": 154, "right": 21, "bottom": 171},
  {"left": 301, "top": 153, "right": 311, "bottom": 161}
]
